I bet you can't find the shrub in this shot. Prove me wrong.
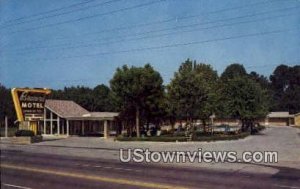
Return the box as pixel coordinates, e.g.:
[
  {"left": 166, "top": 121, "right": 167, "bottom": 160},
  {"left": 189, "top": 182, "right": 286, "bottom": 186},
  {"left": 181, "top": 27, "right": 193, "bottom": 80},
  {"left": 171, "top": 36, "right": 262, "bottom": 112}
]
[
  {"left": 173, "top": 131, "right": 186, "bottom": 137},
  {"left": 116, "top": 135, "right": 187, "bottom": 142},
  {"left": 257, "top": 125, "right": 266, "bottom": 131},
  {"left": 15, "top": 130, "right": 35, "bottom": 137},
  {"left": 160, "top": 130, "right": 171, "bottom": 135},
  {"left": 193, "top": 132, "right": 250, "bottom": 142}
]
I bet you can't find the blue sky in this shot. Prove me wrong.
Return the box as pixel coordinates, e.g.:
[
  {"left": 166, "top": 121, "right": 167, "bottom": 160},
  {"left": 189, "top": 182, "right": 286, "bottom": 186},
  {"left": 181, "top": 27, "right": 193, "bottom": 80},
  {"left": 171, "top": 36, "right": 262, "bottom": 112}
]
[{"left": 0, "top": 0, "right": 299, "bottom": 89}]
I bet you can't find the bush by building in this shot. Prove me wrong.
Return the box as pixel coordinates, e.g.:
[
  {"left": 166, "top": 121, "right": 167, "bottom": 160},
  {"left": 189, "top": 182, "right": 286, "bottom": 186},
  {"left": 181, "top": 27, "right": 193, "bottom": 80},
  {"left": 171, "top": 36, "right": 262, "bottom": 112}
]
[{"left": 15, "top": 130, "right": 35, "bottom": 137}]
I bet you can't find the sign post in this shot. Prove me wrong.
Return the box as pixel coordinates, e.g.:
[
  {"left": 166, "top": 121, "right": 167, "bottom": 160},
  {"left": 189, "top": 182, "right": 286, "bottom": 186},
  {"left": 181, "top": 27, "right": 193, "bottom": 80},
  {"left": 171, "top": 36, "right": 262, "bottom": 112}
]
[{"left": 5, "top": 116, "right": 8, "bottom": 138}]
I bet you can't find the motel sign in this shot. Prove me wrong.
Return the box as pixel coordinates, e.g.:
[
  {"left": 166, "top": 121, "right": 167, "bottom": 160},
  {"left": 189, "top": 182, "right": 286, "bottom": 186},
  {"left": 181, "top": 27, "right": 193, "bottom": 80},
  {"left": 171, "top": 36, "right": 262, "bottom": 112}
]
[{"left": 11, "top": 88, "right": 51, "bottom": 134}]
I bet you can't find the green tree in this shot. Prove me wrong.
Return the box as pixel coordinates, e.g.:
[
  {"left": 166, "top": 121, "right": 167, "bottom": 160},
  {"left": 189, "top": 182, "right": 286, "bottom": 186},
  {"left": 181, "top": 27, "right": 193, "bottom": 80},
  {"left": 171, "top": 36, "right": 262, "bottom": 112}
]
[
  {"left": 220, "top": 63, "right": 247, "bottom": 81},
  {"left": 92, "top": 84, "right": 115, "bottom": 112},
  {"left": 168, "top": 59, "right": 218, "bottom": 130},
  {"left": 110, "top": 64, "right": 164, "bottom": 137},
  {"left": 270, "top": 65, "right": 300, "bottom": 113},
  {"left": 50, "top": 85, "right": 116, "bottom": 112},
  {"left": 249, "top": 71, "right": 270, "bottom": 90},
  {"left": 219, "top": 77, "right": 269, "bottom": 132},
  {"left": 0, "top": 83, "right": 16, "bottom": 127}
]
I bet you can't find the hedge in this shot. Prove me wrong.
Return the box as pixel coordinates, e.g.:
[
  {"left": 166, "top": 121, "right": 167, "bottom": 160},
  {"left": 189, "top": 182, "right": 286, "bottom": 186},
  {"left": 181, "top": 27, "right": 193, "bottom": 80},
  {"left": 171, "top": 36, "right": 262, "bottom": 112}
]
[
  {"left": 192, "top": 132, "right": 250, "bottom": 142},
  {"left": 116, "top": 135, "right": 187, "bottom": 142},
  {"left": 116, "top": 131, "right": 250, "bottom": 142},
  {"left": 15, "top": 130, "right": 35, "bottom": 137}
]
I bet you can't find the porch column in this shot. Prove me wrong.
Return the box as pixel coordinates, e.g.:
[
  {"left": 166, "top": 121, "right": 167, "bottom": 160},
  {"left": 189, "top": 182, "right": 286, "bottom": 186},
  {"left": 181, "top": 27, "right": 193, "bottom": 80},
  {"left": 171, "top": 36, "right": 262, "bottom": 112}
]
[
  {"left": 62, "top": 122, "right": 65, "bottom": 135},
  {"left": 66, "top": 120, "right": 69, "bottom": 136},
  {"left": 82, "top": 120, "right": 85, "bottom": 135},
  {"left": 104, "top": 120, "right": 109, "bottom": 139},
  {"left": 44, "top": 108, "right": 46, "bottom": 134},
  {"left": 50, "top": 111, "right": 53, "bottom": 135},
  {"left": 57, "top": 116, "right": 60, "bottom": 135}
]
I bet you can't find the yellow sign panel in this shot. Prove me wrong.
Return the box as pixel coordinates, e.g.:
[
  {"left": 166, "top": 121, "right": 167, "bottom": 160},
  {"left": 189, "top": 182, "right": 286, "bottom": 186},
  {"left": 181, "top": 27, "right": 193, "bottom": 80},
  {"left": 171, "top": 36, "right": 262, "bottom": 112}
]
[{"left": 11, "top": 88, "right": 51, "bottom": 121}]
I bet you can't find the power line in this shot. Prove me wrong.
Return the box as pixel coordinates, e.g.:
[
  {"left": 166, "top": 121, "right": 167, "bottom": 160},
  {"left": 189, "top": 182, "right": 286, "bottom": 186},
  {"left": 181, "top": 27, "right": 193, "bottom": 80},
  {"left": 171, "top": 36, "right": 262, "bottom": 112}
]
[
  {"left": 13, "top": 63, "right": 299, "bottom": 86},
  {"left": 3, "top": 6, "right": 298, "bottom": 54},
  {"left": 246, "top": 62, "right": 300, "bottom": 69},
  {"left": 7, "top": 27, "right": 298, "bottom": 63},
  {"left": 0, "top": 0, "right": 123, "bottom": 28},
  {"left": 1, "top": 0, "right": 281, "bottom": 47},
  {"left": 0, "top": 0, "right": 98, "bottom": 25},
  {"left": 1, "top": 0, "right": 167, "bottom": 35}
]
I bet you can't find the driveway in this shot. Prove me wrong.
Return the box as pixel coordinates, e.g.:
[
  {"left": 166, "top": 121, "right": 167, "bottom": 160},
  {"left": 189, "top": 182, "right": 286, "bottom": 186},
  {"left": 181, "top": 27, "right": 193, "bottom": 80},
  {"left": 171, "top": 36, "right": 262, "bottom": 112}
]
[{"left": 1, "top": 126, "right": 299, "bottom": 173}]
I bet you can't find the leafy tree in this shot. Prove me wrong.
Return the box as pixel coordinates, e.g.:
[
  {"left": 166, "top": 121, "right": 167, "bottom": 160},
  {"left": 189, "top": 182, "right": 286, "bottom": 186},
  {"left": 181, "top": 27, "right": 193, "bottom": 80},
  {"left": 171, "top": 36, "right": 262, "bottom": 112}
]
[
  {"left": 110, "top": 64, "right": 164, "bottom": 137},
  {"left": 249, "top": 71, "right": 270, "bottom": 90},
  {"left": 248, "top": 71, "right": 272, "bottom": 109},
  {"left": 270, "top": 65, "right": 300, "bottom": 113},
  {"left": 92, "top": 84, "right": 115, "bottom": 112},
  {"left": 50, "top": 86, "right": 94, "bottom": 110},
  {"left": 163, "top": 93, "right": 177, "bottom": 129},
  {"left": 0, "top": 83, "right": 16, "bottom": 127},
  {"left": 50, "top": 85, "right": 116, "bottom": 112},
  {"left": 219, "top": 76, "right": 269, "bottom": 132},
  {"left": 220, "top": 63, "right": 247, "bottom": 81},
  {"left": 168, "top": 59, "right": 218, "bottom": 130}
]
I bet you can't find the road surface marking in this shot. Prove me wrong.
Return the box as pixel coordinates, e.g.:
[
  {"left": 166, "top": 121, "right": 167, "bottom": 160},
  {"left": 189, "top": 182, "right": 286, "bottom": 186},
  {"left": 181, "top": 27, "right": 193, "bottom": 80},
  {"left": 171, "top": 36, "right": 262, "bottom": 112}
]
[
  {"left": 112, "top": 167, "right": 141, "bottom": 172},
  {"left": 79, "top": 164, "right": 142, "bottom": 172},
  {"left": 2, "top": 164, "right": 188, "bottom": 189},
  {"left": 80, "top": 164, "right": 91, "bottom": 167},
  {"left": 273, "top": 184, "right": 300, "bottom": 189},
  {"left": 2, "top": 183, "right": 32, "bottom": 189}
]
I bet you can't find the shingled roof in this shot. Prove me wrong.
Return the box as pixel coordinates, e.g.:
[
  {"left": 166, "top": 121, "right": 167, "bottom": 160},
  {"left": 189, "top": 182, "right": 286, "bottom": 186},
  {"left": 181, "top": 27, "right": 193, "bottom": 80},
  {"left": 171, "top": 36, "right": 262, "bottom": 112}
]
[{"left": 45, "top": 99, "right": 89, "bottom": 119}]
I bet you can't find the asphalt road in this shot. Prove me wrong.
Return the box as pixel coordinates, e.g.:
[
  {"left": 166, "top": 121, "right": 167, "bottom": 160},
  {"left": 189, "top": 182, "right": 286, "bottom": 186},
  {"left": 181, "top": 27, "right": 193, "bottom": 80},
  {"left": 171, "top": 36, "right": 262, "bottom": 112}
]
[{"left": 1, "top": 149, "right": 300, "bottom": 189}]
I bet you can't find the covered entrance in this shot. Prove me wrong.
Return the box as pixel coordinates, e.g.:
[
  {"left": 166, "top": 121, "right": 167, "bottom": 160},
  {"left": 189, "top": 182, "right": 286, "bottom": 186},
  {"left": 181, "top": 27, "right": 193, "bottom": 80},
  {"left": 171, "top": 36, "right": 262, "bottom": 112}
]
[{"left": 40, "top": 99, "right": 119, "bottom": 138}]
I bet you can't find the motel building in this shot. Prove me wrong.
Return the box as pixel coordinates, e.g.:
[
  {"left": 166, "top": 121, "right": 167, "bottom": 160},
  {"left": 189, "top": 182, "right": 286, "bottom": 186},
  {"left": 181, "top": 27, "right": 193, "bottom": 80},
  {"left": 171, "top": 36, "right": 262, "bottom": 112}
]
[
  {"left": 210, "top": 112, "right": 298, "bottom": 127},
  {"left": 39, "top": 99, "right": 119, "bottom": 138}
]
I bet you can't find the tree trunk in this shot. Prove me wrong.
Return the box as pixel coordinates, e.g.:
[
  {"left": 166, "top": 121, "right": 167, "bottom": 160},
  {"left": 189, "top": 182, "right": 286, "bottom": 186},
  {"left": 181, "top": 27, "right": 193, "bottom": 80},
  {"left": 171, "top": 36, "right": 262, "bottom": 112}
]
[
  {"left": 170, "top": 118, "right": 175, "bottom": 131},
  {"left": 241, "top": 119, "right": 245, "bottom": 132},
  {"left": 136, "top": 106, "right": 140, "bottom": 138},
  {"left": 250, "top": 119, "right": 254, "bottom": 134},
  {"left": 202, "top": 119, "right": 206, "bottom": 133}
]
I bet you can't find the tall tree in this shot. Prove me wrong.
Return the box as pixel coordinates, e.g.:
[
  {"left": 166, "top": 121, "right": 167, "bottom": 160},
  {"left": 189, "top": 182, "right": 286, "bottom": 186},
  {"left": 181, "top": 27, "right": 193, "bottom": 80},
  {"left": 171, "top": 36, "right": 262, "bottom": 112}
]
[
  {"left": 270, "top": 65, "right": 300, "bottom": 113},
  {"left": 219, "top": 76, "right": 269, "bottom": 132},
  {"left": 92, "top": 84, "right": 115, "bottom": 112},
  {"left": 249, "top": 71, "right": 270, "bottom": 90},
  {"left": 49, "top": 85, "right": 116, "bottom": 112},
  {"left": 168, "top": 59, "right": 218, "bottom": 130},
  {"left": 0, "top": 83, "right": 16, "bottom": 127},
  {"left": 220, "top": 63, "right": 247, "bottom": 81},
  {"left": 110, "top": 64, "right": 164, "bottom": 137}
]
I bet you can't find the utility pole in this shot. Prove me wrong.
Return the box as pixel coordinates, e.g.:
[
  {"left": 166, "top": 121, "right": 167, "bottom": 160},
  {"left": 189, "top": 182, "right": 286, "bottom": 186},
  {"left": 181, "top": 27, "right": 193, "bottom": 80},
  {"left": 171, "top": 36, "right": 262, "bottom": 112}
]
[{"left": 5, "top": 116, "right": 8, "bottom": 138}]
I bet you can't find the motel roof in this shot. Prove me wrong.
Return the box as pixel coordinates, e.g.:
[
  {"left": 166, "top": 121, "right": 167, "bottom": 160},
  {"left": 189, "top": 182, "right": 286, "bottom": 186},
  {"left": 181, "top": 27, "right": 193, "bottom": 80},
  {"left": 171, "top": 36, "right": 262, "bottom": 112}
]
[
  {"left": 267, "top": 112, "right": 294, "bottom": 118},
  {"left": 83, "top": 112, "right": 119, "bottom": 118},
  {"left": 45, "top": 99, "right": 119, "bottom": 120}
]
